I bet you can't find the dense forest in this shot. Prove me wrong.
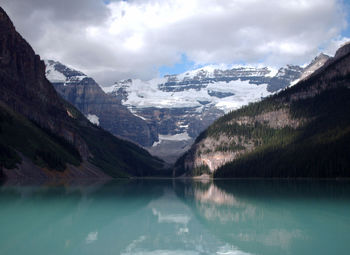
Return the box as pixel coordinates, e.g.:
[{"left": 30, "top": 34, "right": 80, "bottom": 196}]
[{"left": 215, "top": 86, "right": 350, "bottom": 178}]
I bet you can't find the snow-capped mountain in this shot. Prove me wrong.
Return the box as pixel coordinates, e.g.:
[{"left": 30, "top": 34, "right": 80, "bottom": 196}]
[
  {"left": 45, "top": 57, "right": 328, "bottom": 163},
  {"left": 45, "top": 60, "right": 87, "bottom": 84},
  {"left": 103, "top": 63, "right": 314, "bottom": 162},
  {"left": 45, "top": 60, "right": 157, "bottom": 147},
  {"left": 105, "top": 65, "right": 306, "bottom": 112}
]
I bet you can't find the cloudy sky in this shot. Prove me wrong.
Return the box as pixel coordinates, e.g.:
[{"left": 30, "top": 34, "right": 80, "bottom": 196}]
[{"left": 2, "top": 0, "right": 350, "bottom": 86}]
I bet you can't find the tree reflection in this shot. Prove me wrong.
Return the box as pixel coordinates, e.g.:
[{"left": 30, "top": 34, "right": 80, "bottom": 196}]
[{"left": 174, "top": 179, "right": 350, "bottom": 255}]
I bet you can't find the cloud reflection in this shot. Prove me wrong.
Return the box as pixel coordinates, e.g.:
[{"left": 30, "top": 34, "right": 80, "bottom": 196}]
[
  {"left": 261, "top": 229, "right": 304, "bottom": 250},
  {"left": 85, "top": 231, "right": 98, "bottom": 244},
  {"left": 216, "top": 244, "right": 254, "bottom": 255},
  {"left": 152, "top": 208, "right": 190, "bottom": 225}
]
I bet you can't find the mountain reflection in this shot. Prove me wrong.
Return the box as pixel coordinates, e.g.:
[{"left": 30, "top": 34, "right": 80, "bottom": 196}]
[
  {"left": 174, "top": 180, "right": 350, "bottom": 255},
  {"left": 194, "top": 183, "right": 238, "bottom": 206},
  {"left": 192, "top": 182, "right": 257, "bottom": 224}
]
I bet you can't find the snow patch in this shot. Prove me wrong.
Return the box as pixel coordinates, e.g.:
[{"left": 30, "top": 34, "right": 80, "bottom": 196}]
[
  {"left": 104, "top": 77, "right": 271, "bottom": 112},
  {"left": 44, "top": 60, "right": 87, "bottom": 85},
  {"left": 289, "top": 79, "right": 300, "bottom": 87},
  {"left": 208, "top": 80, "right": 270, "bottom": 113},
  {"left": 87, "top": 114, "right": 100, "bottom": 125},
  {"left": 102, "top": 85, "right": 116, "bottom": 93},
  {"left": 159, "top": 132, "right": 191, "bottom": 141},
  {"left": 265, "top": 67, "right": 278, "bottom": 77},
  {"left": 152, "top": 132, "right": 192, "bottom": 147},
  {"left": 45, "top": 61, "right": 66, "bottom": 83}
]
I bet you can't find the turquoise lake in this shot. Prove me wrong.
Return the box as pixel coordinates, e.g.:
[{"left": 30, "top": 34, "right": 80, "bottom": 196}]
[{"left": 0, "top": 180, "right": 349, "bottom": 255}]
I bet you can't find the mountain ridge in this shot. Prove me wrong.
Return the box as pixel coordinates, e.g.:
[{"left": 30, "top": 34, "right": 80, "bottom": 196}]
[
  {"left": 173, "top": 43, "right": 349, "bottom": 178},
  {"left": 44, "top": 59, "right": 157, "bottom": 147}
]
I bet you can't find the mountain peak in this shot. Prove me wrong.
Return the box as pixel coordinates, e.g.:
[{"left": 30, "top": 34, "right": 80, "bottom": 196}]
[
  {"left": 45, "top": 59, "right": 87, "bottom": 84},
  {"left": 0, "top": 7, "right": 14, "bottom": 29},
  {"left": 312, "top": 53, "right": 330, "bottom": 63},
  {"left": 297, "top": 53, "right": 330, "bottom": 81},
  {"left": 334, "top": 41, "right": 350, "bottom": 60}
]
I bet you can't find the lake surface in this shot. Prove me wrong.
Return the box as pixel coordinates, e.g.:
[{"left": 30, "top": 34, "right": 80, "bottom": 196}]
[{"left": 0, "top": 179, "right": 349, "bottom": 255}]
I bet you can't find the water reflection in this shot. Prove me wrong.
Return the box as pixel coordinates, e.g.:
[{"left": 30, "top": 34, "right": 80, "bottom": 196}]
[
  {"left": 192, "top": 182, "right": 257, "bottom": 224},
  {"left": 0, "top": 180, "right": 167, "bottom": 255},
  {"left": 175, "top": 180, "right": 350, "bottom": 255},
  {"left": 0, "top": 179, "right": 349, "bottom": 255}
]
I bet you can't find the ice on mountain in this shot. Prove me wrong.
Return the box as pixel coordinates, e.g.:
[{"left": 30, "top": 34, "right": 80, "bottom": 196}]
[{"left": 87, "top": 114, "right": 100, "bottom": 126}]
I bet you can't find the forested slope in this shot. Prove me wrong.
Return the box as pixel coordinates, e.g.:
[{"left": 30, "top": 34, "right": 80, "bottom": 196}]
[{"left": 174, "top": 42, "right": 350, "bottom": 178}]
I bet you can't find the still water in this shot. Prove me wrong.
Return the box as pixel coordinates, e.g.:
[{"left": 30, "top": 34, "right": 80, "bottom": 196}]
[{"left": 0, "top": 179, "right": 349, "bottom": 255}]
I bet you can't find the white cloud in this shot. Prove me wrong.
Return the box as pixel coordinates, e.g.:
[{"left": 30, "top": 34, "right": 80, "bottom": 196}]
[
  {"left": 323, "top": 36, "right": 350, "bottom": 56},
  {"left": 1, "top": 0, "right": 348, "bottom": 85}
]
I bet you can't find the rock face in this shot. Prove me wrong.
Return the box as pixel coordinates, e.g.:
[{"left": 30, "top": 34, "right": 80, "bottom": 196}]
[
  {"left": 181, "top": 109, "right": 304, "bottom": 174},
  {"left": 45, "top": 60, "right": 157, "bottom": 147},
  {"left": 175, "top": 42, "right": 350, "bottom": 178},
  {"left": 104, "top": 61, "right": 326, "bottom": 162},
  {"left": 267, "top": 65, "right": 303, "bottom": 91},
  {"left": 298, "top": 53, "right": 330, "bottom": 81},
  {"left": 0, "top": 7, "right": 164, "bottom": 179},
  {"left": 0, "top": 8, "right": 86, "bottom": 155}
]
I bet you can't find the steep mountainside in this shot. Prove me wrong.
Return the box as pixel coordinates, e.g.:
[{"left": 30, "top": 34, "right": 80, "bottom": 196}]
[
  {"left": 0, "top": 7, "right": 164, "bottom": 179},
  {"left": 103, "top": 60, "right": 327, "bottom": 162},
  {"left": 174, "top": 43, "right": 350, "bottom": 178},
  {"left": 45, "top": 60, "right": 156, "bottom": 147},
  {"left": 291, "top": 53, "right": 330, "bottom": 85}
]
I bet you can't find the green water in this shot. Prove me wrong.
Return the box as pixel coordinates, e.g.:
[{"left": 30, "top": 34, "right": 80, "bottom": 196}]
[{"left": 0, "top": 180, "right": 349, "bottom": 255}]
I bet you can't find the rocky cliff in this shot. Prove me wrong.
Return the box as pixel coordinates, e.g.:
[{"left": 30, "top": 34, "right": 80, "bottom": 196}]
[
  {"left": 45, "top": 60, "right": 157, "bottom": 147},
  {"left": 174, "top": 43, "right": 350, "bottom": 178},
  {"left": 0, "top": 7, "right": 165, "bottom": 179},
  {"left": 298, "top": 53, "right": 330, "bottom": 81},
  {"left": 0, "top": 8, "right": 89, "bottom": 157}
]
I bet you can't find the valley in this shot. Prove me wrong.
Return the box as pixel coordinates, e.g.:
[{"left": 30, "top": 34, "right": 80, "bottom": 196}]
[{"left": 45, "top": 55, "right": 329, "bottom": 163}]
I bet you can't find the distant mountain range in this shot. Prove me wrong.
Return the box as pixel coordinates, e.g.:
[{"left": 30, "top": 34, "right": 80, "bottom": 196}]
[
  {"left": 45, "top": 55, "right": 329, "bottom": 163},
  {"left": 174, "top": 43, "right": 350, "bottom": 178},
  {"left": 0, "top": 7, "right": 165, "bottom": 180},
  {"left": 106, "top": 55, "right": 328, "bottom": 162}
]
